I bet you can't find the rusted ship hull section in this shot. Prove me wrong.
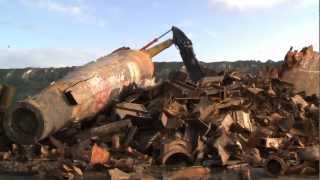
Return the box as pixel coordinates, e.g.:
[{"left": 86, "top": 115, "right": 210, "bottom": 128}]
[{"left": 280, "top": 46, "right": 320, "bottom": 96}]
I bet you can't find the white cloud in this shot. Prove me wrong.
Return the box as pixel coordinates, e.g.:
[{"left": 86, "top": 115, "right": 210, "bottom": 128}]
[
  {"left": 20, "top": 0, "right": 82, "bottom": 16},
  {"left": 47, "top": 2, "right": 81, "bottom": 15},
  {"left": 209, "top": 0, "right": 318, "bottom": 11},
  {"left": 19, "top": 0, "right": 108, "bottom": 27},
  {"left": 0, "top": 48, "right": 104, "bottom": 68}
]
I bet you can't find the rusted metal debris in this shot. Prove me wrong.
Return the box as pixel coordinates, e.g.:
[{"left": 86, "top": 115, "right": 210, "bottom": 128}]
[
  {"left": 0, "top": 60, "right": 317, "bottom": 178},
  {"left": 0, "top": 30, "right": 318, "bottom": 179},
  {"left": 264, "top": 155, "right": 288, "bottom": 176},
  {"left": 0, "top": 85, "right": 15, "bottom": 112},
  {"left": 0, "top": 85, "right": 15, "bottom": 138},
  {"left": 279, "top": 45, "right": 320, "bottom": 96},
  {"left": 90, "top": 143, "right": 110, "bottom": 165}
]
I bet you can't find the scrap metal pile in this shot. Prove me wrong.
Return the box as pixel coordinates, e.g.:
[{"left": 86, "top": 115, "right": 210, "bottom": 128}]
[{"left": 0, "top": 28, "right": 318, "bottom": 179}]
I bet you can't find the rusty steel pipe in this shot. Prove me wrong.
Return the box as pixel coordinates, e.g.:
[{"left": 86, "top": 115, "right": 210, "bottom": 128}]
[
  {"left": 0, "top": 85, "right": 15, "bottom": 111},
  {"left": 0, "top": 85, "right": 15, "bottom": 135},
  {"left": 4, "top": 40, "right": 173, "bottom": 144},
  {"left": 160, "top": 138, "right": 192, "bottom": 165},
  {"left": 264, "top": 155, "right": 288, "bottom": 177}
]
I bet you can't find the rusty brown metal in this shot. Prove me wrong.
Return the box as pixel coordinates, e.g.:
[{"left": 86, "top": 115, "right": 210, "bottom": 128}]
[
  {"left": 160, "top": 138, "right": 192, "bottom": 165},
  {"left": 298, "top": 145, "right": 320, "bottom": 161},
  {"left": 264, "top": 155, "right": 288, "bottom": 177},
  {"left": 279, "top": 46, "right": 320, "bottom": 96},
  {"left": 0, "top": 35, "right": 319, "bottom": 179},
  {"left": 114, "top": 102, "right": 149, "bottom": 119},
  {"left": 0, "top": 85, "right": 15, "bottom": 111},
  {"left": 140, "top": 28, "right": 172, "bottom": 51},
  {"left": 112, "top": 134, "right": 121, "bottom": 149},
  {"left": 76, "top": 119, "right": 132, "bottom": 140},
  {"left": 163, "top": 166, "right": 210, "bottom": 180},
  {"left": 260, "top": 138, "right": 285, "bottom": 150},
  {"left": 4, "top": 42, "right": 172, "bottom": 144},
  {"left": 231, "top": 111, "right": 254, "bottom": 133},
  {"left": 0, "top": 85, "right": 15, "bottom": 134},
  {"left": 144, "top": 39, "right": 173, "bottom": 58}
]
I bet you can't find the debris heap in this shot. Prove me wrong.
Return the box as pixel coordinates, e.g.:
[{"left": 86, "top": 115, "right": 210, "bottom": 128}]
[{"left": 0, "top": 58, "right": 318, "bottom": 179}]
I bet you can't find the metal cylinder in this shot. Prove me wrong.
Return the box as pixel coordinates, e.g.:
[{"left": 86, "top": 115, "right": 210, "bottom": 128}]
[
  {"left": 160, "top": 138, "right": 192, "bottom": 165},
  {"left": 0, "top": 85, "right": 15, "bottom": 133},
  {"left": 264, "top": 155, "right": 288, "bottom": 177},
  {"left": 0, "top": 85, "right": 15, "bottom": 111},
  {"left": 4, "top": 45, "right": 168, "bottom": 144},
  {"left": 144, "top": 39, "right": 172, "bottom": 58}
]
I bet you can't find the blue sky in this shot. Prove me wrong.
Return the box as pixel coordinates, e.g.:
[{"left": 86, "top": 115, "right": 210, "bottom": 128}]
[{"left": 0, "top": 0, "right": 318, "bottom": 68}]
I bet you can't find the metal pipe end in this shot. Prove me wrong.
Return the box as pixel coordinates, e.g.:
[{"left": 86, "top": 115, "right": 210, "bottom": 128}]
[
  {"left": 161, "top": 139, "right": 192, "bottom": 165},
  {"left": 162, "top": 149, "right": 192, "bottom": 165},
  {"left": 144, "top": 39, "right": 173, "bottom": 58},
  {"left": 264, "top": 155, "right": 288, "bottom": 177},
  {"left": 4, "top": 101, "right": 44, "bottom": 144}
]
